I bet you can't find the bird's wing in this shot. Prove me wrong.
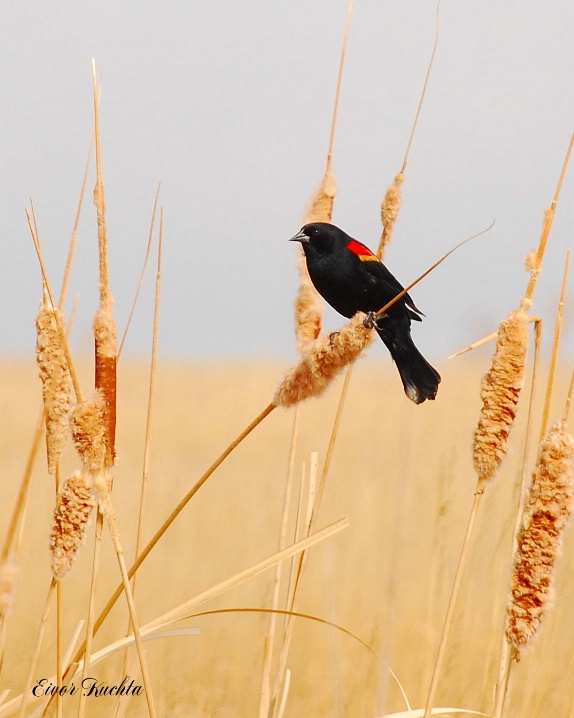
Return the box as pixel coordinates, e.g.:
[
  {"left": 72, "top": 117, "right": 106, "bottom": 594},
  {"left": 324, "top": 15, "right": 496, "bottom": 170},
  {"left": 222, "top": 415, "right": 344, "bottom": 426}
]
[{"left": 362, "top": 260, "right": 424, "bottom": 320}]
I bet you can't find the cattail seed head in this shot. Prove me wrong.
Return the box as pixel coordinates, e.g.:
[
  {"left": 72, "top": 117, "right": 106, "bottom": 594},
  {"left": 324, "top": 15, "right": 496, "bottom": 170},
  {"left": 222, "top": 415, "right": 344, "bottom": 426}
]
[
  {"left": 275, "top": 312, "right": 375, "bottom": 408},
  {"left": 506, "top": 422, "right": 574, "bottom": 658},
  {"left": 295, "top": 172, "right": 337, "bottom": 354},
  {"left": 94, "top": 307, "right": 117, "bottom": 466},
  {"left": 36, "top": 293, "right": 73, "bottom": 474},
  {"left": 71, "top": 393, "right": 108, "bottom": 473},
  {"left": 473, "top": 308, "right": 529, "bottom": 484},
  {"left": 50, "top": 471, "right": 96, "bottom": 580},
  {"left": 0, "top": 559, "right": 19, "bottom": 616},
  {"left": 378, "top": 173, "right": 404, "bottom": 259},
  {"left": 303, "top": 171, "right": 337, "bottom": 225}
]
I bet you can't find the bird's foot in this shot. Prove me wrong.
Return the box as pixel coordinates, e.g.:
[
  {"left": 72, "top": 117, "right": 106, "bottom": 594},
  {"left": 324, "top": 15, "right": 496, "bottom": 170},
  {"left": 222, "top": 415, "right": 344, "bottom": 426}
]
[
  {"left": 363, "top": 311, "right": 377, "bottom": 329},
  {"left": 364, "top": 310, "right": 389, "bottom": 329},
  {"left": 328, "top": 331, "right": 340, "bottom": 345}
]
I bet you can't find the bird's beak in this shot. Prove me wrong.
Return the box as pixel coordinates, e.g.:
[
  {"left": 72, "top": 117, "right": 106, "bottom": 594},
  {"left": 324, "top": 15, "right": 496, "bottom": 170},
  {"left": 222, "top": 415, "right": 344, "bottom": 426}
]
[{"left": 288, "top": 229, "right": 309, "bottom": 244}]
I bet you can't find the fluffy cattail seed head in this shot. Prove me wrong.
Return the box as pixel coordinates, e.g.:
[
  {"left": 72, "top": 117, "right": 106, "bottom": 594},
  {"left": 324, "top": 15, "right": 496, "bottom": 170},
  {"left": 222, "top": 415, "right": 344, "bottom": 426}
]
[
  {"left": 506, "top": 422, "right": 574, "bottom": 658},
  {"left": 473, "top": 308, "right": 529, "bottom": 484},
  {"left": 50, "top": 471, "right": 96, "bottom": 580},
  {"left": 36, "top": 293, "right": 73, "bottom": 474},
  {"left": 378, "top": 173, "right": 404, "bottom": 259},
  {"left": 71, "top": 393, "right": 108, "bottom": 473},
  {"left": 275, "top": 312, "right": 375, "bottom": 408},
  {"left": 295, "top": 172, "right": 337, "bottom": 354}
]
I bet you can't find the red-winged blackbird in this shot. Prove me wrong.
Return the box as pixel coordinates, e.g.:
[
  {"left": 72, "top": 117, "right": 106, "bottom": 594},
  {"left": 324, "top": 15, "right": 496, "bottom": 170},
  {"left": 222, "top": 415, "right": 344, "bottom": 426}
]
[{"left": 290, "top": 222, "right": 440, "bottom": 404}]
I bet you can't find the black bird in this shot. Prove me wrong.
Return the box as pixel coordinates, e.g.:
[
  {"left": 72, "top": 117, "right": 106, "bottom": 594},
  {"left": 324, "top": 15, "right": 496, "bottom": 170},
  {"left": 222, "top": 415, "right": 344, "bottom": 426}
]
[{"left": 290, "top": 222, "right": 440, "bottom": 404}]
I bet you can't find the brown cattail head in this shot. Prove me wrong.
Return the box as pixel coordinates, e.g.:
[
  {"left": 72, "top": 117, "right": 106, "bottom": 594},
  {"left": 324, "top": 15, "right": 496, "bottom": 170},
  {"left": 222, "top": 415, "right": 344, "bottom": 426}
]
[
  {"left": 295, "top": 172, "right": 338, "bottom": 354},
  {"left": 0, "top": 559, "right": 19, "bottom": 616},
  {"left": 93, "top": 307, "right": 117, "bottom": 466},
  {"left": 506, "top": 422, "right": 574, "bottom": 659},
  {"left": 378, "top": 172, "right": 404, "bottom": 259},
  {"left": 35, "top": 291, "right": 73, "bottom": 474},
  {"left": 473, "top": 307, "right": 529, "bottom": 485},
  {"left": 275, "top": 312, "right": 375, "bottom": 408},
  {"left": 50, "top": 471, "right": 96, "bottom": 580},
  {"left": 71, "top": 392, "right": 108, "bottom": 473}
]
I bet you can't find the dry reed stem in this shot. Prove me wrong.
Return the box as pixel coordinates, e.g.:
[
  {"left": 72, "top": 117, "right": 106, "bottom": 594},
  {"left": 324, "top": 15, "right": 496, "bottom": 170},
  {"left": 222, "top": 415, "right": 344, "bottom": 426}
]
[
  {"left": 522, "top": 130, "right": 574, "bottom": 306},
  {"left": 423, "top": 488, "right": 484, "bottom": 718},
  {"left": 273, "top": 364, "right": 355, "bottom": 714},
  {"left": 118, "top": 185, "right": 161, "bottom": 359},
  {"left": 0, "top": 561, "right": 18, "bottom": 618},
  {"left": 59, "top": 139, "right": 93, "bottom": 312},
  {"left": 539, "top": 250, "right": 570, "bottom": 440},
  {"left": 54, "top": 401, "right": 277, "bottom": 693},
  {"left": 92, "top": 62, "right": 118, "bottom": 467},
  {"left": 36, "top": 292, "right": 73, "bottom": 475},
  {"left": 77, "top": 508, "right": 103, "bottom": 718},
  {"left": 16, "top": 580, "right": 56, "bottom": 718},
  {"left": 506, "top": 422, "right": 574, "bottom": 658},
  {"left": 258, "top": 406, "right": 301, "bottom": 718},
  {"left": 42, "top": 519, "right": 349, "bottom": 703},
  {"left": 473, "top": 308, "right": 529, "bottom": 484},
  {"left": 448, "top": 315, "right": 539, "bottom": 359},
  {"left": 325, "top": 0, "right": 355, "bottom": 176},
  {"left": 143, "top": 518, "right": 349, "bottom": 633},
  {"left": 375, "top": 224, "right": 493, "bottom": 320},
  {"left": 295, "top": 172, "right": 337, "bottom": 353},
  {"left": 50, "top": 471, "right": 96, "bottom": 580},
  {"left": 1, "top": 410, "right": 44, "bottom": 565},
  {"left": 120, "top": 207, "right": 164, "bottom": 688},
  {"left": 275, "top": 313, "right": 374, "bottom": 407},
  {"left": 377, "top": 2, "right": 440, "bottom": 260}
]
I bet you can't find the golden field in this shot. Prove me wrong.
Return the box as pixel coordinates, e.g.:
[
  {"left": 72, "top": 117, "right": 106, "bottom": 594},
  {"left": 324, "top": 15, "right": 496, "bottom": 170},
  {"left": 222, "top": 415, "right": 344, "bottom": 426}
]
[{"left": 1, "top": 355, "right": 574, "bottom": 717}]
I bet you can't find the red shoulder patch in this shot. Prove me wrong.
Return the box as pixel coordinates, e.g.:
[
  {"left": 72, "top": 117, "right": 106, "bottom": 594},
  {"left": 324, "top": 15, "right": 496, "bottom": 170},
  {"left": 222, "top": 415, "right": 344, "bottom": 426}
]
[{"left": 346, "top": 239, "right": 379, "bottom": 262}]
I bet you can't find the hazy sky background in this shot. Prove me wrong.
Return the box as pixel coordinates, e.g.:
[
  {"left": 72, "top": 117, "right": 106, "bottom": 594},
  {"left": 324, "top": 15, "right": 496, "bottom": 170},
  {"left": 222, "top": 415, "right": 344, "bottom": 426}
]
[{"left": 2, "top": 1, "right": 574, "bottom": 363}]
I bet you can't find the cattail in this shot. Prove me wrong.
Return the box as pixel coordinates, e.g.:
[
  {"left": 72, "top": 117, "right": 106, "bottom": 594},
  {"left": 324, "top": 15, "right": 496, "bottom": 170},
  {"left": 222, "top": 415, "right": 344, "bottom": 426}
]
[
  {"left": 0, "top": 559, "right": 19, "bottom": 616},
  {"left": 275, "top": 312, "right": 375, "bottom": 408},
  {"left": 93, "top": 307, "right": 117, "bottom": 466},
  {"left": 473, "top": 307, "right": 529, "bottom": 484},
  {"left": 506, "top": 422, "right": 574, "bottom": 658},
  {"left": 50, "top": 471, "right": 96, "bottom": 580},
  {"left": 71, "top": 392, "right": 108, "bottom": 473},
  {"left": 295, "top": 172, "right": 337, "bottom": 354},
  {"left": 35, "top": 291, "right": 73, "bottom": 474},
  {"left": 378, "top": 172, "right": 404, "bottom": 258}
]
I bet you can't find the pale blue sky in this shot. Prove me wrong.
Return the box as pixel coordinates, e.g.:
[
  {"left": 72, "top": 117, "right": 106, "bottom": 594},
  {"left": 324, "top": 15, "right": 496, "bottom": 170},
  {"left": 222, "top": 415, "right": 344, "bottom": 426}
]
[{"left": 1, "top": 1, "right": 573, "bottom": 362}]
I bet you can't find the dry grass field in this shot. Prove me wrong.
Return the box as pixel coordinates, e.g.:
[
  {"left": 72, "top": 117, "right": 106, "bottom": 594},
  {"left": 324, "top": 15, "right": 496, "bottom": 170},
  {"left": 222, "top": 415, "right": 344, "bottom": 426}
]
[{"left": 2, "top": 355, "right": 574, "bottom": 717}]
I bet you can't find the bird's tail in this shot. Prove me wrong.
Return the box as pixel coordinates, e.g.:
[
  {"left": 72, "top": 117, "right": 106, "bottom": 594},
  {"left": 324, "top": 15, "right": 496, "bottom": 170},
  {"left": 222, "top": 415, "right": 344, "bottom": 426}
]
[{"left": 376, "top": 320, "right": 441, "bottom": 404}]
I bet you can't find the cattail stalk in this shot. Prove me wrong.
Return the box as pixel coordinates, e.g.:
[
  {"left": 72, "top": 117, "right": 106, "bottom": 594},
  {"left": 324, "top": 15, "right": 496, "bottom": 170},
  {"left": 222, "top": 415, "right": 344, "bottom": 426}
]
[
  {"left": 377, "top": 1, "right": 440, "bottom": 260},
  {"left": 16, "top": 581, "right": 57, "bottom": 718},
  {"left": 92, "top": 61, "right": 117, "bottom": 467}
]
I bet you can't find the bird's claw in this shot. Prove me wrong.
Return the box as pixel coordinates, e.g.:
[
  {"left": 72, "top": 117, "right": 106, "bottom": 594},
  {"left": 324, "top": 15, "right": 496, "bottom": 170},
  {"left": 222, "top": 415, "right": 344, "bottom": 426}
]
[
  {"left": 363, "top": 311, "right": 388, "bottom": 329},
  {"left": 329, "top": 331, "right": 340, "bottom": 345},
  {"left": 363, "top": 311, "right": 378, "bottom": 329}
]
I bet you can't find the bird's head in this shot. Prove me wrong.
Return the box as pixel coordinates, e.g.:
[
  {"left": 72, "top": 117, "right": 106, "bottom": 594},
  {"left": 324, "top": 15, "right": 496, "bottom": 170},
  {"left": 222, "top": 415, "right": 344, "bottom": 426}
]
[{"left": 289, "top": 222, "right": 348, "bottom": 256}]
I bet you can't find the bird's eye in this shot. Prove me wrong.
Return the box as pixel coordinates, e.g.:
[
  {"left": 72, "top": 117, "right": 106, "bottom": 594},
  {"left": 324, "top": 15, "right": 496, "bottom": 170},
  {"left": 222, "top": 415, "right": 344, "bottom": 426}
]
[{"left": 312, "top": 228, "right": 320, "bottom": 236}]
